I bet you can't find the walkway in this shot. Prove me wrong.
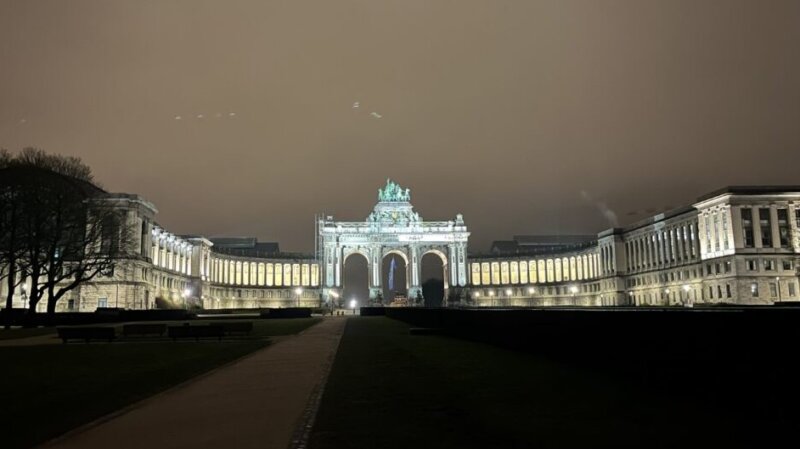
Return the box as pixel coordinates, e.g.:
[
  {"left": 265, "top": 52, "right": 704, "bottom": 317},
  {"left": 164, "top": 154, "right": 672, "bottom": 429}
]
[{"left": 45, "top": 316, "right": 348, "bottom": 449}]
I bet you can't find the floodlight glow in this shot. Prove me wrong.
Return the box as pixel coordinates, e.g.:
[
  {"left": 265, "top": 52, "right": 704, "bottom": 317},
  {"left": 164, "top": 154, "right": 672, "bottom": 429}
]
[
  {"left": 349, "top": 299, "right": 357, "bottom": 309},
  {"left": 294, "top": 287, "right": 303, "bottom": 295}
]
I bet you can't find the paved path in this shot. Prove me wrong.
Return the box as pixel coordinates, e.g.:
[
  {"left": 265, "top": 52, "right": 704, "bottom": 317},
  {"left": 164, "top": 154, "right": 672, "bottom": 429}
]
[{"left": 45, "top": 317, "right": 348, "bottom": 449}]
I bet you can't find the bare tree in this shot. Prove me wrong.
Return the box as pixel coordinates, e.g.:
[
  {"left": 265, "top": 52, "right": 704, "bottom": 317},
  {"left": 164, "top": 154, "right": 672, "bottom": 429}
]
[
  {"left": 42, "top": 199, "right": 134, "bottom": 314},
  {"left": 0, "top": 148, "right": 132, "bottom": 319},
  {"left": 0, "top": 149, "right": 26, "bottom": 328}
]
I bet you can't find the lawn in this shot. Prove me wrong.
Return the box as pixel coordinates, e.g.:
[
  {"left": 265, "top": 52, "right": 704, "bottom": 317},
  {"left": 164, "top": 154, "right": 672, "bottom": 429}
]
[
  {"left": 0, "top": 317, "right": 320, "bottom": 449},
  {"left": 309, "top": 317, "right": 779, "bottom": 449},
  {"left": 0, "top": 317, "right": 321, "bottom": 341}
]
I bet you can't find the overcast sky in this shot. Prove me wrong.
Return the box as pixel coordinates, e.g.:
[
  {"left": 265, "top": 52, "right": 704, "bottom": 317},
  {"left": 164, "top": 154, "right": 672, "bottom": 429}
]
[{"left": 2, "top": 0, "right": 799, "bottom": 253}]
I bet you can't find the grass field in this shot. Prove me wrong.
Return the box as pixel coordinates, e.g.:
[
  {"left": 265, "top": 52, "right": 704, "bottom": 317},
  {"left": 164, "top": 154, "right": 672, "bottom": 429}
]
[
  {"left": 309, "top": 317, "right": 780, "bottom": 449},
  {"left": 0, "top": 317, "right": 320, "bottom": 449},
  {"left": 0, "top": 317, "right": 321, "bottom": 342}
]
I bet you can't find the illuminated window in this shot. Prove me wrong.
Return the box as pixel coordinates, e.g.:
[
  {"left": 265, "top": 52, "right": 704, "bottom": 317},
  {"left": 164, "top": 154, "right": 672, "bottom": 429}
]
[
  {"left": 778, "top": 209, "right": 790, "bottom": 248},
  {"left": 529, "top": 260, "right": 537, "bottom": 283},
  {"left": 301, "top": 264, "right": 310, "bottom": 286},
  {"left": 266, "top": 263, "right": 274, "bottom": 286},
  {"left": 759, "top": 208, "right": 772, "bottom": 247},
  {"left": 491, "top": 262, "right": 500, "bottom": 285},
  {"left": 286, "top": 264, "right": 294, "bottom": 286},
  {"left": 236, "top": 261, "right": 243, "bottom": 285},
  {"left": 546, "top": 259, "right": 554, "bottom": 283},
  {"left": 471, "top": 263, "right": 481, "bottom": 286},
  {"left": 243, "top": 262, "right": 250, "bottom": 285},
  {"left": 510, "top": 261, "right": 518, "bottom": 284},
  {"left": 576, "top": 256, "right": 583, "bottom": 280},
  {"left": 569, "top": 257, "right": 577, "bottom": 281},
  {"left": 274, "top": 263, "right": 283, "bottom": 286},
  {"left": 554, "top": 259, "right": 562, "bottom": 282},
  {"left": 258, "top": 263, "right": 265, "bottom": 285},
  {"left": 538, "top": 260, "right": 546, "bottom": 283},
  {"left": 481, "top": 262, "right": 490, "bottom": 285},
  {"left": 500, "top": 262, "right": 509, "bottom": 284},
  {"left": 292, "top": 263, "right": 301, "bottom": 286},
  {"left": 519, "top": 261, "right": 528, "bottom": 284},
  {"left": 311, "top": 264, "right": 319, "bottom": 286}
]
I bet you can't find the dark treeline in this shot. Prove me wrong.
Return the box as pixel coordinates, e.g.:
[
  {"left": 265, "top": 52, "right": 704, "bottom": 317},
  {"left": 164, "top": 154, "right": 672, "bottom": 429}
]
[{"left": 0, "top": 148, "right": 133, "bottom": 327}]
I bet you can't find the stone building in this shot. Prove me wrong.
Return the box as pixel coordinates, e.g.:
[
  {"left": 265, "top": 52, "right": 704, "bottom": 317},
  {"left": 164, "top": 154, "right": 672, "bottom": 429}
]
[
  {"left": 2, "top": 184, "right": 799, "bottom": 311},
  {"left": 467, "top": 186, "right": 800, "bottom": 307}
]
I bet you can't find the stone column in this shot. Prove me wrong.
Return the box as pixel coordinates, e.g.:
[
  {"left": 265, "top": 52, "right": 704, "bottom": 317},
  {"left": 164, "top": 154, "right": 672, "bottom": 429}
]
[
  {"left": 369, "top": 247, "right": 381, "bottom": 301},
  {"left": 752, "top": 206, "right": 763, "bottom": 248},
  {"left": 408, "top": 245, "right": 422, "bottom": 303},
  {"left": 770, "top": 206, "right": 780, "bottom": 249}
]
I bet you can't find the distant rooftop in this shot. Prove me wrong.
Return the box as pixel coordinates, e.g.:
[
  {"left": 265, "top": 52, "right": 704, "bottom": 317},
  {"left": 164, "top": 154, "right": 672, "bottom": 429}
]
[
  {"left": 210, "top": 237, "right": 280, "bottom": 257},
  {"left": 696, "top": 185, "right": 800, "bottom": 202},
  {"left": 488, "top": 235, "right": 596, "bottom": 256}
]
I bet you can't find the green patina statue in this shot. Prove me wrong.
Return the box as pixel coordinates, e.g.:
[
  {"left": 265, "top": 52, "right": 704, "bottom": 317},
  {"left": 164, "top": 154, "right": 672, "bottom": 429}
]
[{"left": 378, "top": 178, "right": 410, "bottom": 202}]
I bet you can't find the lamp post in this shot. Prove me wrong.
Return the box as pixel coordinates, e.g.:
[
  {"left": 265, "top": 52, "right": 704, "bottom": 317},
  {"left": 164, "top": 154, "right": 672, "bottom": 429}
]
[
  {"left": 775, "top": 277, "right": 781, "bottom": 303},
  {"left": 182, "top": 288, "right": 191, "bottom": 309},
  {"left": 349, "top": 298, "right": 357, "bottom": 315},
  {"left": 682, "top": 284, "right": 692, "bottom": 308},
  {"left": 329, "top": 290, "right": 339, "bottom": 315},
  {"left": 527, "top": 286, "right": 535, "bottom": 307},
  {"left": 488, "top": 290, "right": 495, "bottom": 307},
  {"left": 294, "top": 287, "right": 304, "bottom": 307}
]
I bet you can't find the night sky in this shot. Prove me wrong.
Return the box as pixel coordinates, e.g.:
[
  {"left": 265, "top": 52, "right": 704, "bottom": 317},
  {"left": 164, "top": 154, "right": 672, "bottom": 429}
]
[{"left": 2, "top": 0, "right": 799, "bottom": 253}]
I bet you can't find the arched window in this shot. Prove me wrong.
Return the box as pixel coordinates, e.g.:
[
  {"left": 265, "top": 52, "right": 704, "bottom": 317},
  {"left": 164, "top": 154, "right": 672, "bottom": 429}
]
[
  {"left": 471, "top": 263, "right": 481, "bottom": 286},
  {"left": 274, "top": 263, "right": 283, "bottom": 286},
  {"left": 510, "top": 261, "right": 519, "bottom": 284},
  {"left": 481, "top": 263, "right": 491, "bottom": 285}
]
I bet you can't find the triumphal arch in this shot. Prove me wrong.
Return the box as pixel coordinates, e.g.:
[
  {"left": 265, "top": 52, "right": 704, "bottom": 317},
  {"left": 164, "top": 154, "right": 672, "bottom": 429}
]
[{"left": 318, "top": 179, "right": 470, "bottom": 301}]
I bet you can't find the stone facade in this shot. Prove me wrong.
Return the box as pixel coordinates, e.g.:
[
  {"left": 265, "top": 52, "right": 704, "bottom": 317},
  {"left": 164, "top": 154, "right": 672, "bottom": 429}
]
[
  {"left": 2, "top": 184, "right": 799, "bottom": 311},
  {"left": 466, "top": 186, "right": 800, "bottom": 307}
]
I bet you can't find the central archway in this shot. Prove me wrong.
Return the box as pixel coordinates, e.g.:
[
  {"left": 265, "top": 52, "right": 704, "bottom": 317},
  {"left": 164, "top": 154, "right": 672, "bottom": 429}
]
[
  {"left": 381, "top": 250, "right": 408, "bottom": 305},
  {"left": 318, "top": 179, "right": 470, "bottom": 306}
]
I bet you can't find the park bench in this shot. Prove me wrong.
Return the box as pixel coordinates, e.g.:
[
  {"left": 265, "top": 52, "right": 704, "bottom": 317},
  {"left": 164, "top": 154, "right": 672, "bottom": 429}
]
[
  {"left": 57, "top": 327, "right": 116, "bottom": 344},
  {"left": 122, "top": 323, "right": 167, "bottom": 338},
  {"left": 219, "top": 321, "right": 253, "bottom": 336},
  {"left": 168, "top": 325, "right": 224, "bottom": 341}
]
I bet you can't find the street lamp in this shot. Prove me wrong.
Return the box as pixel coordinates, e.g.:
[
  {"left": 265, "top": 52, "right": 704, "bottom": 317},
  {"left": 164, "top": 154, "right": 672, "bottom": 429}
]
[
  {"left": 682, "top": 284, "right": 692, "bottom": 308},
  {"left": 329, "top": 290, "right": 339, "bottom": 314},
  {"left": 182, "top": 287, "right": 191, "bottom": 309},
  {"left": 349, "top": 298, "right": 357, "bottom": 315},
  {"left": 775, "top": 277, "right": 781, "bottom": 303},
  {"left": 294, "top": 287, "right": 303, "bottom": 307}
]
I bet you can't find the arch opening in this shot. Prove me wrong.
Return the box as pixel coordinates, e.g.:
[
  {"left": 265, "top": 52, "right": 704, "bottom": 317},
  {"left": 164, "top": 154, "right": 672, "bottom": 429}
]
[
  {"left": 421, "top": 252, "right": 446, "bottom": 307},
  {"left": 381, "top": 252, "right": 408, "bottom": 305},
  {"left": 342, "top": 252, "right": 369, "bottom": 309}
]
